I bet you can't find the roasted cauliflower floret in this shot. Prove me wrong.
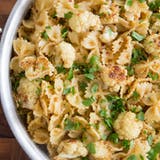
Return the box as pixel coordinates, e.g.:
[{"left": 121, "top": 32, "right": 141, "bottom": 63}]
[
  {"left": 81, "top": 31, "right": 98, "bottom": 49},
  {"left": 114, "top": 112, "right": 143, "bottom": 140},
  {"left": 127, "top": 139, "right": 150, "bottom": 159},
  {"left": 143, "top": 34, "right": 160, "bottom": 56},
  {"left": 57, "top": 139, "right": 88, "bottom": 159},
  {"left": 56, "top": 41, "right": 76, "bottom": 68},
  {"left": 19, "top": 55, "right": 54, "bottom": 81},
  {"left": 69, "top": 11, "right": 101, "bottom": 33},
  {"left": 89, "top": 141, "right": 111, "bottom": 160},
  {"left": 17, "top": 78, "right": 40, "bottom": 110},
  {"left": 13, "top": 38, "right": 35, "bottom": 59},
  {"left": 101, "top": 65, "right": 127, "bottom": 88},
  {"left": 145, "top": 104, "right": 160, "bottom": 128},
  {"left": 50, "top": 128, "right": 66, "bottom": 145},
  {"left": 100, "top": 26, "right": 117, "bottom": 43}
]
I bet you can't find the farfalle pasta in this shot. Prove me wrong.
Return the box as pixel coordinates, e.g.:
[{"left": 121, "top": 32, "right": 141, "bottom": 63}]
[{"left": 10, "top": 0, "right": 160, "bottom": 159}]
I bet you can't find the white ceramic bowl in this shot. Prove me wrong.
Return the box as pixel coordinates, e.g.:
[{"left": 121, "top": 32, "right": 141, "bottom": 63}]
[{"left": 0, "top": 1, "right": 49, "bottom": 159}]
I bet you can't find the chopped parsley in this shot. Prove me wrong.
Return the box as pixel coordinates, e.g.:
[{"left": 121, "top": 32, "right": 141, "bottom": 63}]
[
  {"left": 12, "top": 72, "right": 25, "bottom": 92},
  {"left": 147, "top": 142, "right": 160, "bottom": 160},
  {"left": 85, "top": 73, "right": 95, "bottom": 80},
  {"left": 87, "top": 142, "right": 96, "bottom": 154},
  {"left": 36, "top": 87, "right": 41, "bottom": 96},
  {"left": 106, "top": 95, "right": 125, "bottom": 119},
  {"left": 132, "top": 91, "right": 140, "bottom": 101},
  {"left": 89, "top": 55, "right": 100, "bottom": 66},
  {"left": 131, "top": 31, "right": 145, "bottom": 42},
  {"left": 43, "top": 75, "right": 50, "bottom": 81},
  {"left": 82, "top": 97, "right": 95, "bottom": 106},
  {"left": 99, "top": 108, "right": 113, "bottom": 130},
  {"left": 140, "top": 155, "right": 144, "bottom": 160},
  {"left": 104, "top": 117, "right": 113, "bottom": 130},
  {"left": 127, "top": 155, "right": 137, "bottom": 160},
  {"left": 74, "top": 4, "right": 79, "bottom": 8},
  {"left": 64, "top": 11, "right": 73, "bottom": 19},
  {"left": 131, "top": 48, "right": 147, "bottom": 64},
  {"left": 45, "top": 26, "right": 51, "bottom": 30},
  {"left": 79, "top": 81, "right": 88, "bottom": 92},
  {"left": 91, "top": 83, "right": 99, "bottom": 93},
  {"left": 122, "top": 140, "right": 134, "bottom": 150},
  {"left": 99, "top": 108, "right": 107, "bottom": 118},
  {"left": 52, "top": 12, "right": 57, "bottom": 18},
  {"left": 108, "top": 133, "right": 119, "bottom": 144},
  {"left": 152, "top": 13, "right": 160, "bottom": 19},
  {"left": 126, "top": 0, "right": 133, "bottom": 6},
  {"left": 41, "top": 31, "right": 49, "bottom": 40},
  {"left": 67, "top": 67, "right": 74, "bottom": 80},
  {"left": 148, "top": 72, "right": 159, "bottom": 80},
  {"left": 148, "top": 0, "right": 160, "bottom": 12},
  {"left": 136, "top": 111, "right": 144, "bottom": 121},
  {"left": 64, "top": 118, "right": 80, "bottom": 130},
  {"left": 139, "top": 0, "right": 145, "bottom": 2},
  {"left": 63, "top": 88, "right": 71, "bottom": 95},
  {"left": 126, "top": 65, "right": 134, "bottom": 76},
  {"left": 61, "top": 28, "right": 68, "bottom": 38},
  {"left": 101, "top": 134, "right": 107, "bottom": 140},
  {"left": 56, "top": 65, "right": 67, "bottom": 74},
  {"left": 147, "top": 135, "right": 153, "bottom": 145}
]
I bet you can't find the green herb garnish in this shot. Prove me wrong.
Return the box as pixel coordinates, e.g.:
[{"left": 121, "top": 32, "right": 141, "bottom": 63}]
[
  {"left": 99, "top": 108, "right": 107, "bottom": 118},
  {"left": 108, "top": 133, "right": 119, "bottom": 144},
  {"left": 127, "top": 155, "right": 137, "bottom": 160},
  {"left": 12, "top": 72, "right": 25, "bottom": 92},
  {"left": 131, "top": 48, "right": 147, "bottom": 64},
  {"left": 36, "top": 87, "right": 41, "bottom": 96},
  {"left": 136, "top": 111, "right": 144, "bottom": 121},
  {"left": 64, "top": 11, "right": 73, "bottom": 19},
  {"left": 91, "top": 83, "right": 99, "bottom": 93},
  {"left": 139, "top": 0, "right": 145, "bottom": 2},
  {"left": 63, "top": 88, "right": 71, "bottom": 95},
  {"left": 126, "top": 0, "right": 133, "bottom": 6},
  {"left": 148, "top": 0, "right": 160, "bottom": 11},
  {"left": 147, "top": 135, "right": 153, "bottom": 145},
  {"left": 41, "top": 31, "right": 49, "bottom": 40},
  {"left": 132, "top": 91, "right": 140, "bottom": 101},
  {"left": 147, "top": 142, "right": 160, "bottom": 160},
  {"left": 87, "top": 143, "right": 96, "bottom": 154},
  {"left": 61, "top": 28, "right": 68, "bottom": 38},
  {"left": 74, "top": 4, "right": 79, "bottom": 8},
  {"left": 85, "top": 73, "right": 95, "bottom": 80},
  {"left": 148, "top": 72, "right": 159, "bottom": 80},
  {"left": 126, "top": 65, "right": 134, "bottom": 76},
  {"left": 56, "top": 65, "right": 67, "bottom": 74},
  {"left": 67, "top": 67, "right": 73, "bottom": 80},
  {"left": 79, "top": 81, "right": 88, "bottom": 92},
  {"left": 64, "top": 118, "right": 80, "bottom": 130},
  {"left": 52, "top": 12, "right": 57, "bottom": 18},
  {"left": 45, "top": 26, "right": 51, "bottom": 30},
  {"left": 82, "top": 97, "right": 95, "bottom": 106},
  {"left": 104, "top": 117, "right": 113, "bottom": 130},
  {"left": 106, "top": 95, "right": 125, "bottom": 119},
  {"left": 122, "top": 140, "right": 133, "bottom": 150},
  {"left": 131, "top": 31, "right": 145, "bottom": 41}
]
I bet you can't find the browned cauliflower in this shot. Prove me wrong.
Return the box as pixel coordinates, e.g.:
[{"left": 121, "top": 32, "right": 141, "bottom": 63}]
[
  {"left": 56, "top": 139, "right": 88, "bottom": 159},
  {"left": 17, "top": 78, "right": 40, "bottom": 110},
  {"left": 89, "top": 141, "right": 111, "bottom": 160},
  {"left": 114, "top": 112, "right": 143, "bottom": 140}
]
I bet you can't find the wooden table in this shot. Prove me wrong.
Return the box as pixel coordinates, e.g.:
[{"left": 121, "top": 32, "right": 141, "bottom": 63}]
[{"left": 0, "top": 1, "right": 29, "bottom": 159}]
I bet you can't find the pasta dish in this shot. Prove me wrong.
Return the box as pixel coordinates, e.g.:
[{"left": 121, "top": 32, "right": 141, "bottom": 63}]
[{"left": 10, "top": 0, "right": 160, "bottom": 159}]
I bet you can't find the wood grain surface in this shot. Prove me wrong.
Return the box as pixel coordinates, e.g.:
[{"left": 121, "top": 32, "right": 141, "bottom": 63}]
[{"left": 0, "top": 0, "right": 29, "bottom": 159}]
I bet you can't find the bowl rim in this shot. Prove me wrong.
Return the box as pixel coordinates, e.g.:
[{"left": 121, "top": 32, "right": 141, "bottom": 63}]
[{"left": 0, "top": 1, "right": 49, "bottom": 160}]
